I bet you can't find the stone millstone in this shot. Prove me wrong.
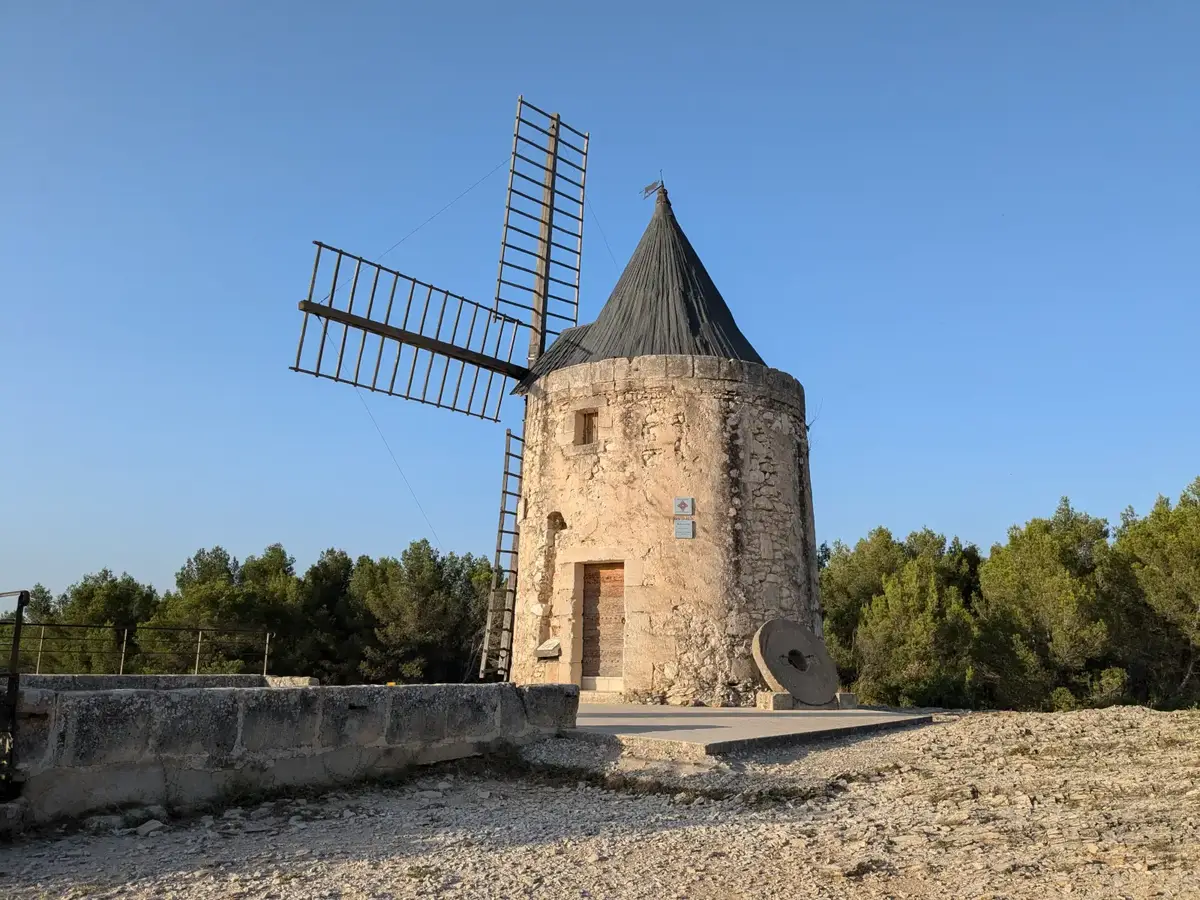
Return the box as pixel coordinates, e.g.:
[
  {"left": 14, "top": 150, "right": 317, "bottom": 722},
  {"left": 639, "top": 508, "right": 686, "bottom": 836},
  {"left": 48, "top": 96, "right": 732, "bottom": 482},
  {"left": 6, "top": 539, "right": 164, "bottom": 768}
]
[{"left": 751, "top": 618, "right": 837, "bottom": 706}]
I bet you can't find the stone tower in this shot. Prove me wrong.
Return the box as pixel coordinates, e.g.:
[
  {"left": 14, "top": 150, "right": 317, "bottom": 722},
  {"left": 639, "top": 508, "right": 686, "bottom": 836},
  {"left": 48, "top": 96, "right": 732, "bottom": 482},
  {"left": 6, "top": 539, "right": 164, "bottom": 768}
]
[{"left": 507, "top": 187, "right": 822, "bottom": 705}]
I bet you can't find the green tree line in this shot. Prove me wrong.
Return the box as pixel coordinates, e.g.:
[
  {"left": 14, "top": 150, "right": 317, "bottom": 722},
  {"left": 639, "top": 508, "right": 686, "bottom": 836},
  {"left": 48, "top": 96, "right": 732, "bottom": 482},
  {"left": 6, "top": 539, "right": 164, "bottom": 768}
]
[
  {"left": 821, "top": 477, "right": 1200, "bottom": 710},
  {"left": 17, "top": 540, "right": 492, "bottom": 685},
  {"left": 12, "top": 476, "right": 1199, "bottom": 709}
]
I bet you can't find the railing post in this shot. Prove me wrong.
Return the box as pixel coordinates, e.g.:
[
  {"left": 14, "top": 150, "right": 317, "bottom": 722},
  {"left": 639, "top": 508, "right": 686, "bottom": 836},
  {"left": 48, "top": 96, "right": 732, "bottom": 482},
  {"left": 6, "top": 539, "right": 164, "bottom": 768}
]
[
  {"left": 2, "top": 591, "right": 30, "bottom": 800},
  {"left": 35, "top": 625, "right": 45, "bottom": 675},
  {"left": 262, "top": 632, "right": 271, "bottom": 677},
  {"left": 194, "top": 630, "right": 203, "bottom": 675},
  {"left": 5, "top": 593, "right": 28, "bottom": 683},
  {"left": 119, "top": 629, "right": 129, "bottom": 675}
]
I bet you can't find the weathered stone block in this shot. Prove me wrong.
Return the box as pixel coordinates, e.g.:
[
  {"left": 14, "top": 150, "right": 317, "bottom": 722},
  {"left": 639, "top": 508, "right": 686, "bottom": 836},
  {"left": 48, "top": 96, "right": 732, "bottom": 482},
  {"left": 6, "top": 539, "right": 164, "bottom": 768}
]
[
  {"left": 741, "top": 362, "right": 765, "bottom": 385},
  {"left": 519, "top": 683, "right": 579, "bottom": 731},
  {"left": 836, "top": 691, "right": 859, "bottom": 710},
  {"left": 12, "top": 682, "right": 578, "bottom": 826},
  {"left": 443, "top": 684, "right": 502, "bottom": 740},
  {"left": 592, "top": 358, "right": 616, "bottom": 384},
  {"left": 629, "top": 356, "right": 667, "bottom": 380},
  {"left": 316, "top": 686, "right": 389, "bottom": 749},
  {"left": 496, "top": 683, "right": 528, "bottom": 736},
  {"left": 0, "top": 797, "right": 30, "bottom": 838},
  {"left": 756, "top": 692, "right": 794, "bottom": 711},
  {"left": 718, "top": 359, "right": 744, "bottom": 382},
  {"left": 693, "top": 357, "right": 721, "bottom": 380},
  {"left": 14, "top": 708, "right": 52, "bottom": 773},
  {"left": 16, "top": 688, "right": 56, "bottom": 714},
  {"left": 566, "top": 363, "right": 593, "bottom": 389},
  {"left": 15, "top": 688, "right": 55, "bottom": 773},
  {"left": 239, "top": 688, "right": 321, "bottom": 753},
  {"left": 61, "top": 691, "right": 157, "bottom": 766},
  {"left": 544, "top": 370, "right": 570, "bottom": 394},
  {"left": 766, "top": 370, "right": 802, "bottom": 404},
  {"left": 154, "top": 688, "right": 239, "bottom": 758},
  {"left": 664, "top": 355, "right": 694, "bottom": 378},
  {"left": 385, "top": 684, "right": 449, "bottom": 745}
]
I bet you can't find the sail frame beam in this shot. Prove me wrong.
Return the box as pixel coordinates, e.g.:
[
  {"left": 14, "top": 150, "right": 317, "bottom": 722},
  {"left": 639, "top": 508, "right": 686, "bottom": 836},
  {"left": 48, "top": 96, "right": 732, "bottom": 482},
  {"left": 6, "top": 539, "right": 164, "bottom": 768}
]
[{"left": 296, "top": 301, "right": 529, "bottom": 383}]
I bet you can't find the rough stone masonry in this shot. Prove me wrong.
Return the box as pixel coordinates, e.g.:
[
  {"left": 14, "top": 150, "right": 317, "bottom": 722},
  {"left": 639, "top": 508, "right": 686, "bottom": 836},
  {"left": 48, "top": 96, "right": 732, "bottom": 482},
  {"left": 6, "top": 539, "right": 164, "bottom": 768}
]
[
  {"left": 3, "top": 681, "right": 578, "bottom": 830},
  {"left": 511, "top": 355, "right": 821, "bottom": 706},
  {"left": 507, "top": 187, "right": 823, "bottom": 705}
]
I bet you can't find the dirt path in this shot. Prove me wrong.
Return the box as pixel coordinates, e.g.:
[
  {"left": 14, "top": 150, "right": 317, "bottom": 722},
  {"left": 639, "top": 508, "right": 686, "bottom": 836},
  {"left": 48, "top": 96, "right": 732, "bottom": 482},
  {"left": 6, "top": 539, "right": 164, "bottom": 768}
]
[{"left": 1, "top": 706, "right": 1196, "bottom": 899}]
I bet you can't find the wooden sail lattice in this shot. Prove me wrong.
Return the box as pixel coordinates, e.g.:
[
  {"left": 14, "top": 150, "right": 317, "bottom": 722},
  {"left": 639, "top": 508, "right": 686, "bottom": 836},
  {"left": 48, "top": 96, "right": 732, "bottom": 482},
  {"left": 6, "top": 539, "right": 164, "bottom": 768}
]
[
  {"left": 292, "top": 243, "right": 531, "bottom": 422},
  {"left": 494, "top": 98, "right": 588, "bottom": 358},
  {"left": 289, "top": 96, "right": 588, "bottom": 681}
]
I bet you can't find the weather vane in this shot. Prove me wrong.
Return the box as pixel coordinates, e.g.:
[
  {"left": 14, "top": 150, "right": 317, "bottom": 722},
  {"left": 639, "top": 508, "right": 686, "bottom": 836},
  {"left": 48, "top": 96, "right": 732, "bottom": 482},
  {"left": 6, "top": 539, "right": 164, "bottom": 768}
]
[{"left": 641, "top": 170, "right": 665, "bottom": 198}]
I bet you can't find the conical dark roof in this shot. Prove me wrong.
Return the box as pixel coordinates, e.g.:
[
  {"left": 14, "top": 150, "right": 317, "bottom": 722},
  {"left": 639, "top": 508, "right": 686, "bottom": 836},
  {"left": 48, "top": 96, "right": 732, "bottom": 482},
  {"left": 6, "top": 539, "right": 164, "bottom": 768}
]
[{"left": 515, "top": 187, "right": 762, "bottom": 392}]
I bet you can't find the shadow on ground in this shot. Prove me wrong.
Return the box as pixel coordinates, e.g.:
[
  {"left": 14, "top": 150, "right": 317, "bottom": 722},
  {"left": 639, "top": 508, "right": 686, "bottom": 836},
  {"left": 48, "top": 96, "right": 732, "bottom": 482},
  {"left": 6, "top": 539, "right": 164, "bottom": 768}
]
[{"left": 0, "top": 721, "right": 952, "bottom": 897}]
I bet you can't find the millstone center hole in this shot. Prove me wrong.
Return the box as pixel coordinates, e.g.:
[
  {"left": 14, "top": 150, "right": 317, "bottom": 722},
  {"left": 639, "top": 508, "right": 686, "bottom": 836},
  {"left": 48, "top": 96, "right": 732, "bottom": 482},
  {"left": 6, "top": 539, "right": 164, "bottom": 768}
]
[{"left": 785, "top": 650, "right": 809, "bottom": 672}]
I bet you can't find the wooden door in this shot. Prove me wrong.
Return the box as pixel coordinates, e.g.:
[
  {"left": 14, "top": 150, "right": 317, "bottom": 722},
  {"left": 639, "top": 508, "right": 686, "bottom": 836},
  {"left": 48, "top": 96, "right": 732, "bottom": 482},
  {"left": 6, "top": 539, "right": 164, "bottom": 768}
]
[{"left": 581, "top": 563, "right": 624, "bottom": 679}]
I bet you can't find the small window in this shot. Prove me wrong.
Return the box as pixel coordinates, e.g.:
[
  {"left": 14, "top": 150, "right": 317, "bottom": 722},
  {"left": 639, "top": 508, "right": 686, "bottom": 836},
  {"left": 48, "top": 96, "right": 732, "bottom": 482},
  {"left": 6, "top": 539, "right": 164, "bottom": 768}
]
[{"left": 574, "top": 409, "right": 598, "bottom": 445}]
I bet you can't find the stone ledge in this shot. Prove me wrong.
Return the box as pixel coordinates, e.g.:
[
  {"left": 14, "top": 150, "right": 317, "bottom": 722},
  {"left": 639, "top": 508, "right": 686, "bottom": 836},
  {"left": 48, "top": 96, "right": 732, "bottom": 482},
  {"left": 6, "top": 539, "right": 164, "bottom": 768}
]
[
  {"left": 567, "top": 711, "right": 933, "bottom": 760},
  {"left": 21, "top": 674, "right": 305, "bottom": 692},
  {"left": 539, "top": 355, "right": 805, "bottom": 409},
  {"left": 579, "top": 690, "right": 625, "bottom": 705},
  {"left": 8, "top": 682, "right": 579, "bottom": 828}
]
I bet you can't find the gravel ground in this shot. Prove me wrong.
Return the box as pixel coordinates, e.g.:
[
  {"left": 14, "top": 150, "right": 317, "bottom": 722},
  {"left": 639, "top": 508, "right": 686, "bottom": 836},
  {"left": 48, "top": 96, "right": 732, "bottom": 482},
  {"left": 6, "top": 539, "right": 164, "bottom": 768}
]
[{"left": 1, "top": 706, "right": 1196, "bottom": 899}]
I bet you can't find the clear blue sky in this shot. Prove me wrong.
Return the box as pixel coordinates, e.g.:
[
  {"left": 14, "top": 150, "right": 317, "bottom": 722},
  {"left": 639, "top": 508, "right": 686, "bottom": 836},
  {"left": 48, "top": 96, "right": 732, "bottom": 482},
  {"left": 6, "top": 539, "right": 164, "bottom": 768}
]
[{"left": 3, "top": 2, "right": 1198, "bottom": 601}]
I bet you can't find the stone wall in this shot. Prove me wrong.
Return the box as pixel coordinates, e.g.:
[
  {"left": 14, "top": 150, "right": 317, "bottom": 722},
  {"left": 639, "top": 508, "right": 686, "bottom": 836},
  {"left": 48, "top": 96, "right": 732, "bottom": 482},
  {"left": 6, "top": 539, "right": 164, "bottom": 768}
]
[
  {"left": 20, "top": 675, "right": 319, "bottom": 692},
  {"left": 9, "top": 682, "right": 578, "bottom": 826},
  {"left": 510, "top": 355, "right": 822, "bottom": 705}
]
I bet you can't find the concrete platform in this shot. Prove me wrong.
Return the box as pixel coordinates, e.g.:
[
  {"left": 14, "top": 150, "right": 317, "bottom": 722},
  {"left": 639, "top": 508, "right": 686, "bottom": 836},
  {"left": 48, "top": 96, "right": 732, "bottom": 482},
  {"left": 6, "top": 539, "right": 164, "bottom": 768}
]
[{"left": 573, "top": 704, "right": 931, "bottom": 759}]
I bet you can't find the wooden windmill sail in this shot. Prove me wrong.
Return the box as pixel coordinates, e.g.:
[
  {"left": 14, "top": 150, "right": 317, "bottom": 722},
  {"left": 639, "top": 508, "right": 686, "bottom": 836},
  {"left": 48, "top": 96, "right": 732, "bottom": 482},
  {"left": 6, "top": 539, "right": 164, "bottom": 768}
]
[{"left": 290, "top": 97, "right": 588, "bottom": 680}]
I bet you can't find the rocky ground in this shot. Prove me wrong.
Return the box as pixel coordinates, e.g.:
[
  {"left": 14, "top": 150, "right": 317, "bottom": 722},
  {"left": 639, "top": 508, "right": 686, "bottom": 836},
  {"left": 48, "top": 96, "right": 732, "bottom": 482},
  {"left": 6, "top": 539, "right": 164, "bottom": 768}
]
[{"left": 0, "top": 706, "right": 1196, "bottom": 899}]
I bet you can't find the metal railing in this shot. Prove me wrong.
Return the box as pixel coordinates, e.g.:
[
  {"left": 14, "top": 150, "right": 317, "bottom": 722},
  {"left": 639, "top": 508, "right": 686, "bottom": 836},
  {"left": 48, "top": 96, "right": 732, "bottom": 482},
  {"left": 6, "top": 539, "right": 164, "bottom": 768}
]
[
  {"left": 1, "top": 589, "right": 275, "bottom": 800},
  {"left": 0, "top": 621, "right": 273, "bottom": 677},
  {"left": 0, "top": 589, "right": 30, "bottom": 800}
]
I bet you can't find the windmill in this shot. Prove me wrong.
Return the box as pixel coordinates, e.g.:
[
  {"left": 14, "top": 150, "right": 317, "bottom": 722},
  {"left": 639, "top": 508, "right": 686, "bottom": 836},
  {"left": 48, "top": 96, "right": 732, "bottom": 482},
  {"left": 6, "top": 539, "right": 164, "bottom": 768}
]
[{"left": 290, "top": 97, "right": 588, "bottom": 681}]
